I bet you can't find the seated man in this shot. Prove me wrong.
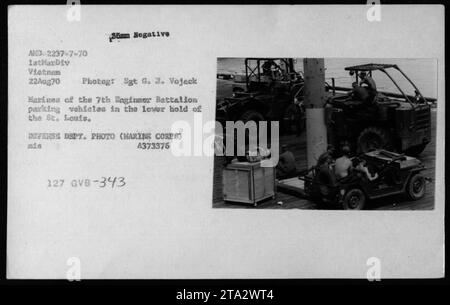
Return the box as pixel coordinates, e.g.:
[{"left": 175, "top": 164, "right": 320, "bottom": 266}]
[
  {"left": 334, "top": 145, "right": 353, "bottom": 179},
  {"left": 355, "top": 158, "right": 378, "bottom": 181},
  {"left": 348, "top": 82, "right": 370, "bottom": 103},
  {"left": 276, "top": 145, "right": 297, "bottom": 179},
  {"left": 262, "top": 59, "right": 282, "bottom": 80},
  {"left": 359, "top": 71, "right": 377, "bottom": 102},
  {"left": 316, "top": 154, "right": 337, "bottom": 196},
  {"left": 262, "top": 60, "right": 275, "bottom": 76},
  {"left": 317, "top": 144, "right": 335, "bottom": 167}
]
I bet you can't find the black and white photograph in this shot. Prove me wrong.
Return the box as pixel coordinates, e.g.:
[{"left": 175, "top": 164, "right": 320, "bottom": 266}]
[
  {"left": 5, "top": 3, "right": 445, "bottom": 283},
  {"left": 213, "top": 58, "right": 437, "bottom": 210}
]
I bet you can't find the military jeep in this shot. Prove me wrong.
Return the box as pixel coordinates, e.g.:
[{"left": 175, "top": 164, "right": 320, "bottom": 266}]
[{"left": 302, "top": 149, "right": 428, "bottom": 210}]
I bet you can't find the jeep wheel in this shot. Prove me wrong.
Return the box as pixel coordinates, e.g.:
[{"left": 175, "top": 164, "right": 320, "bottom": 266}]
[
  {"left": 342, "top": 188, "right": 366, "bottom": 210},
  {"left": 357, "top": 127, "right": 393, "bottom": 153},
  {"left": 406, "top": 174, "right": 426, "bottom": 200}
]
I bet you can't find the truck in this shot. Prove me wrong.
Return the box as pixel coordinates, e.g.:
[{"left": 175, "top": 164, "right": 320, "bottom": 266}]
[
  {"left": 216, "top": 58, "right": 306, "bottom": 134},
  {"left": 325, "top": 63, "right": 433, "bottom": 155},
  {"left": 216, "top": 60, "right": 433, "bottom": 158}
]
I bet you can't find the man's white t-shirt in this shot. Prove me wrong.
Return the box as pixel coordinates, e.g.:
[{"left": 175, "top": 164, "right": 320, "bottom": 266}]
[{"left": 334, "top": 156, "right": 352, "bottom": 179}]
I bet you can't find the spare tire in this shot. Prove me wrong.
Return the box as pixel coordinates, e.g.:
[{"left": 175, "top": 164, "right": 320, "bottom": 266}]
[{"left": 357, "top": 126, "right": 393, "bottom": 153}]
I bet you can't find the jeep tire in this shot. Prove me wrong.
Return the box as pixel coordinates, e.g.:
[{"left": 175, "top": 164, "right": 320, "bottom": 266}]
[
  {"left": 406, "top": 174, "right": 426, "bottom": 200},
  {"left": 342, "top": 188, "right": 366, "bottom": 210}
]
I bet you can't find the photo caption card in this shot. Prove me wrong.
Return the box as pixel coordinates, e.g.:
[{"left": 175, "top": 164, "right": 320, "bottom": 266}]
[{"left": 8, "top": 5, "right": 445, "bottom": 279}]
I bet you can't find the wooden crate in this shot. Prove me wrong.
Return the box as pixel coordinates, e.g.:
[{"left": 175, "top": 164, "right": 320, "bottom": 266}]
[{"left": 222, "top": 161, "right": 275, "bottom": 206}]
